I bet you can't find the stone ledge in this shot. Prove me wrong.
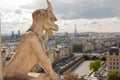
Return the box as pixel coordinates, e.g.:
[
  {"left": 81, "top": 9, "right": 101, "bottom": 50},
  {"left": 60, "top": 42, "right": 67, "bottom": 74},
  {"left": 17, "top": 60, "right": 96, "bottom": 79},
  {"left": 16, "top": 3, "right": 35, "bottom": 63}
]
[{"left": 28, "top": 72, "right": 51, "bottom": 80}]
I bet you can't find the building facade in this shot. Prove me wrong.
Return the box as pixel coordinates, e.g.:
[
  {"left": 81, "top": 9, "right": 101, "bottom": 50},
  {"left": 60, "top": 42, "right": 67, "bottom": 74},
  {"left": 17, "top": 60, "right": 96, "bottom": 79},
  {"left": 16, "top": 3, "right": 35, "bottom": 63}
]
[{"left": 107, "top": 47, "right": 120, "bottom": 74}]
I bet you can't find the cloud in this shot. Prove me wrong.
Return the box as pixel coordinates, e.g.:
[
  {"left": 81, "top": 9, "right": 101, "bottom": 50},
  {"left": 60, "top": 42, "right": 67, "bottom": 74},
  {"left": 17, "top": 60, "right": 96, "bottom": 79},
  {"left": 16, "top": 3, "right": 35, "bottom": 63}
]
[
  {"left": 14, "top": 8, "right": 22, "bottom": 15},
  {"left": 91, "top": 21, "right": 98, "bottom": 25},
  {"left": 1, "top": 0, "right": 120, "bottom": 19},
  {"left": 19, "top": 0, "right": 46, "bottom": 10},
  {"left": 0, "top": 11, "right": 5, "bottom": 18},
  {"left": 50, "top": 0, "right": 120, "bottom": 19},
  {"left": 1, "top": 7, "right": 32, "bottom": 34},
  {"left": 56, "top": 17, "right": 120, "bottom": 33},
  {"left": 1, "top": 0, "right": 120, "bottom": 34},
  {"left": 57, "top": 0, "right": 75, "bottom": 4}
]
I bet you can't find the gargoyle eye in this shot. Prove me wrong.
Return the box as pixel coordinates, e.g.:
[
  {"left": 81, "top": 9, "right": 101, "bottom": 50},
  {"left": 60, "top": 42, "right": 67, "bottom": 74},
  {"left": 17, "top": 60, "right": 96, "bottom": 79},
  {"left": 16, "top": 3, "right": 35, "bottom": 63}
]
[{"left": 50, "top": 17, "right": 57, "bottom": 21}]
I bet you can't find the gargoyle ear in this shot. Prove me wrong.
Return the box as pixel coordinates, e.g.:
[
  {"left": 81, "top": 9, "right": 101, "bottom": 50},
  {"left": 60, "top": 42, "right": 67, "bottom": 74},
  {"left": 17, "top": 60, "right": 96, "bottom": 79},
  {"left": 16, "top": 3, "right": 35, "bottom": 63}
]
[
  {"left": 40, "top": 10, "right": 47, "bottom": 19},
  {"left": 46, "top": 0, "right": 53, "bottom": 11}
]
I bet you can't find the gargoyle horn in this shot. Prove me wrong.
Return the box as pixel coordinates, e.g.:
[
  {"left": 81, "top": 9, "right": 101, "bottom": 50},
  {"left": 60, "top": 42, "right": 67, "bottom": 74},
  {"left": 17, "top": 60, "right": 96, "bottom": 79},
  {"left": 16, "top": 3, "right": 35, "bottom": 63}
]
[{"left": 46, "top": 0, "right": 53, "bottom": 11}]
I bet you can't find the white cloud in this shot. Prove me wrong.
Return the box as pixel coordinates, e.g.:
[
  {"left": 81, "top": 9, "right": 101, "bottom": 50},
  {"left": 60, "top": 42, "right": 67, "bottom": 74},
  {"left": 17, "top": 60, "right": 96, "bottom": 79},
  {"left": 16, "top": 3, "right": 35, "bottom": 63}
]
[
  {"left": 1, "top": 7, "right": 32, "bottom": 34},
  {"left": 1, "top": 0, "right": 120, "bottom": 34},
  {"left": 58, "top": 0, "right": 75, "bottom": 4},
  {"left": 56, "top": 17, "right": 120, "bottom": 33}
]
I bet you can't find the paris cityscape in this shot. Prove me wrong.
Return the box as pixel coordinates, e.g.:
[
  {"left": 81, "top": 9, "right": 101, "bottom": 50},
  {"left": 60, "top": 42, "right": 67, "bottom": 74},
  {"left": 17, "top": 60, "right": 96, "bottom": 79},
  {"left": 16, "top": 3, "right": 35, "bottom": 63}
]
[
  {"left": 1, "top": 0, "right": 120, "bottom": 80},
  {"left": 1, "top": 30, "right": 120, "bottom": 80}
]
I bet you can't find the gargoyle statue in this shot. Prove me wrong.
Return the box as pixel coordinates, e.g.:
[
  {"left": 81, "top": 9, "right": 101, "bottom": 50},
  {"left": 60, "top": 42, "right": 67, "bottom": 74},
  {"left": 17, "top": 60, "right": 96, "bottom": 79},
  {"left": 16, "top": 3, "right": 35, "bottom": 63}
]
[{"left": 3, "top": 0, "right": 60, "bottom": 80}]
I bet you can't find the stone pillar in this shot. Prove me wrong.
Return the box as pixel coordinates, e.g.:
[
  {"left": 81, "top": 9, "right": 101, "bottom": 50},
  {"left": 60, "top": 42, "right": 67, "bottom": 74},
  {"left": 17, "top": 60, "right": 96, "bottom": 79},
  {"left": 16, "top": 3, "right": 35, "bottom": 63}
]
[{"left": 0, "top": 17, "right": 3, "bottom": 80}]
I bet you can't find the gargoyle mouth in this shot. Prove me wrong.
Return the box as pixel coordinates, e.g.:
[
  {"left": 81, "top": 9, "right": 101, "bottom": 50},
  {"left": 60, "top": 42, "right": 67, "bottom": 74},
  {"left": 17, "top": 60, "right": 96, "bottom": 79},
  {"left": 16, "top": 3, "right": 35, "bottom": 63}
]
[
  {"left": 48, "top": 24, "right": 58, "bottom": 34},
  {"left": 51, "top": 24, "right": 59, "bottom": 31}
]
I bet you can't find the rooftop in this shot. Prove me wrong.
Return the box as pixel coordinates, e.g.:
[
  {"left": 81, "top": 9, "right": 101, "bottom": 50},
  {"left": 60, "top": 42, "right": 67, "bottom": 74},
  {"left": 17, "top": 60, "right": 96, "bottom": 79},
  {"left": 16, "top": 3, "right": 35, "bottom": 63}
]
[{"left": 109, "top": 47, "right": 119, "bottom": 55}]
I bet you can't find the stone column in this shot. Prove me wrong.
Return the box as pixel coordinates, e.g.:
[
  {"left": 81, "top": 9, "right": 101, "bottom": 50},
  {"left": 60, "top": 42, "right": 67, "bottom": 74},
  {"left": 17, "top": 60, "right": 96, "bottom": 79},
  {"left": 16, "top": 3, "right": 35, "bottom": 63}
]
[{"left": 0, "top": 17, "right": 3, "bottom": 80}]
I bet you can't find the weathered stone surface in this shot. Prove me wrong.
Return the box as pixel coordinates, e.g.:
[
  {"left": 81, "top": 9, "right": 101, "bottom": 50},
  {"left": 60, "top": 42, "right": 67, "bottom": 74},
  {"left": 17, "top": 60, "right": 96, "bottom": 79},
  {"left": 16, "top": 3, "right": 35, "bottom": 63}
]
[
  {"left": 3, "top": 0, "right": 60, "bottom": 80},
  {"left": 28, "top": 72, "right": 51, "bottom": 80}
]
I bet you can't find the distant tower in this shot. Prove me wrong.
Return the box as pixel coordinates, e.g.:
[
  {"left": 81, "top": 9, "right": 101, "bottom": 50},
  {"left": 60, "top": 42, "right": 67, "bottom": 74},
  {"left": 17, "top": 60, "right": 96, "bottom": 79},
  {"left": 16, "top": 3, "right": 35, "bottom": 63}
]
[
  {"left": 74, "top": 24, "right": 77, "bottom": 43},
  {"left": 18, "top": 30, "right": 20, "bottom": 36},
  {"left": 12, "top": 31, "right": 14, "bottom": 36},
  {"left": 74, "top": 24, "right": 77, "bottom": 34}
]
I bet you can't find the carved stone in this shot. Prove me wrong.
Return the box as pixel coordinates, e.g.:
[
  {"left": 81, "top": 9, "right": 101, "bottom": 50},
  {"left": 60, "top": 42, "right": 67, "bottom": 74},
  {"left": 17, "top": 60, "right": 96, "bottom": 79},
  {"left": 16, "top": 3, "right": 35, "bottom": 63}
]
[{"left": 3, "top": 0, "right": 59, "bottom": 80}]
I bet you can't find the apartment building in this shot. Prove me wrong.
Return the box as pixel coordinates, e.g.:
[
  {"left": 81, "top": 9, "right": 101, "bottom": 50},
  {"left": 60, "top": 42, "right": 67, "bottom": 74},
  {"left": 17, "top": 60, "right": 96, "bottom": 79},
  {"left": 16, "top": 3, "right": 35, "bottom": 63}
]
[{"left": 107, "top": 47, "right": 120, "bottom": 74}]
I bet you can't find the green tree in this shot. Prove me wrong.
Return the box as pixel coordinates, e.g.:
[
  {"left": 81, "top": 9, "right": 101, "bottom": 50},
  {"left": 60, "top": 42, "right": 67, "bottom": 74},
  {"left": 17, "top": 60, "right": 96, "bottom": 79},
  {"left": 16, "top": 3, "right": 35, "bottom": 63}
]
[
  {"left": 107, "top": 72, "right": 120, "bottom": 80},
  {"left": 89, "top": 60, "right": 101, "bottom": 72},
  {"left": 104, "top": 51, "right": 108, "bottom": 58},
  {"left": 72, "top": 44, "right": 83, "bottom": 52}
]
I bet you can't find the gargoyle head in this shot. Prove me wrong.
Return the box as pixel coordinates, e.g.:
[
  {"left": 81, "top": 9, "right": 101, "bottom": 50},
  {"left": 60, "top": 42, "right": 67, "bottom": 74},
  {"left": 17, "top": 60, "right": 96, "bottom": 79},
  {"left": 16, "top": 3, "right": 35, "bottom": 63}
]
[
  {"left": 43, "top": 0, "right": 59, "bottom": 42},
  {"left": 28, "top": 0, "right": 58, "bottom": 42},
  {"left": 44, "top": 0, "right": 59, "bottom": 34}
]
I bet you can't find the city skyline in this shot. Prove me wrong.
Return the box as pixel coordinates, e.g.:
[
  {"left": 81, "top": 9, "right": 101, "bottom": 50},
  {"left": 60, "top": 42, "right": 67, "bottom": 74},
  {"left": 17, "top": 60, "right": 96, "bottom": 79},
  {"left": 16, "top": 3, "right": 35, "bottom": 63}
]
[{"left": 0, "top": 0, "right": 120, "bottom": 34}]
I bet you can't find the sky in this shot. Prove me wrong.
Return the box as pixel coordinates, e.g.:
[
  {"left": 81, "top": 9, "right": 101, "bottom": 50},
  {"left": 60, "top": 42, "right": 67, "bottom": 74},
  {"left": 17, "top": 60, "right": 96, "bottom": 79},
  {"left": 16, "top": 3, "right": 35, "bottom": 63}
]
[{"left": 0, "top": 0, "right": 120, "bottom": 34}]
